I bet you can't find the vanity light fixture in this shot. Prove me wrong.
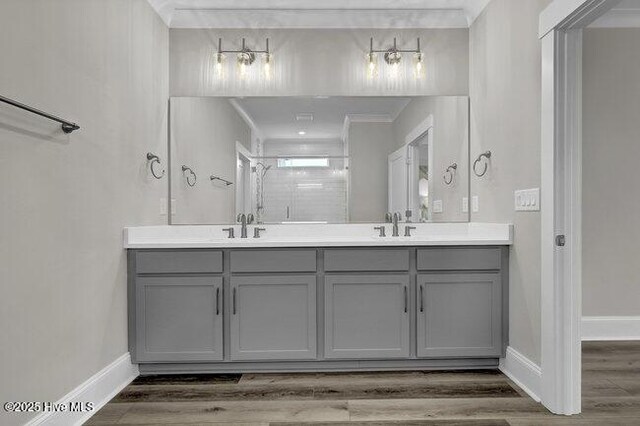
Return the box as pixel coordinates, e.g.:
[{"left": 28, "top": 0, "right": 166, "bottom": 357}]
[
  {"left": 216, "top": 38, "right": 271, "bottom": 80},
  {"left": 368, "top": 37, "right": 424, "bottom": 79}
]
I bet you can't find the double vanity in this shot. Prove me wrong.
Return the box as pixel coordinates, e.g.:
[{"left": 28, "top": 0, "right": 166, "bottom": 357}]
[{"left": 125, "top": 223, "right": 512, "bottom": 374}]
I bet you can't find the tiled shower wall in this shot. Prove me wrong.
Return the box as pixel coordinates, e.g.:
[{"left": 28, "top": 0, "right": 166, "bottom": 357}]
[{"left": 261, "top": 139, "right": 348, "bottom": 223}]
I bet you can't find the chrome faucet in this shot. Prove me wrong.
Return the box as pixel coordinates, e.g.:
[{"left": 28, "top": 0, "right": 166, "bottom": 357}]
[
  {"left": 236, "top": 213, "right": 256, "bottom": 238},
  {"left": 385, "top": 212, "right": 393, "bottom": 223},
  {"left": 237, "top": 214, "right": 248, "bottom": 238},
  {"left": 392, "top": 212, "right": 401, "bottom": 237}
]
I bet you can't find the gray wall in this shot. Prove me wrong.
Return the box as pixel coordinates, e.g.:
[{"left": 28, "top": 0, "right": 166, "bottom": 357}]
[
  {"left": 582, "top": 28, "right": 640, "bottom": 316},
  {"left": 170, "top": 97, "right": 251, "bottom": 224},
  {"left": 170, "top": 29, "right": 469, "bottom": 97},
  {"left": 393, "top": 97, "right": 470, "bottom": 222},
  {"left": 0, "top": 1, "right": 168, "bottom": 425},
  {"left": 349, "top": 122, "right": 394, "bottom": 222},
  {"left": 469, "top": 0, "right": 551, "bottom": 365}
]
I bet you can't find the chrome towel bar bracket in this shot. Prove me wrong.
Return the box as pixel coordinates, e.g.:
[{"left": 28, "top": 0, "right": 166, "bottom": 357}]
[
  {"left": 182, "top": 165, "right": 197, "bottom": 187},
  {"left": 146, "top": 153, "right": 165, "bottom": 179},
  {"left": 473, "top": 151, "right": 492, "bottom": 177}
]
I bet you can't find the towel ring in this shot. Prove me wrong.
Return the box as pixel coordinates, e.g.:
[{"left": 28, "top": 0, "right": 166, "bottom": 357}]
[
  {"left": 211, "top": 175, "right": 233, "bottom": 186},
  {"left": 182, "top": 165, "right": 197, "bottom": 187},
  {"left": 473, "top": 151, "right": 492, "bottom": 177},
  {"left": 443, "top": 163, "right": 458, "bottom": 185},
  {"left": 146, "top": 153, "right": 165, "bottom": 179}
]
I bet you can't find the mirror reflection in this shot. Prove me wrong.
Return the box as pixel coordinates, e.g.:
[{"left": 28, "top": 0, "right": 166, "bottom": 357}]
[{"left": 170, "top": 96, "right": 469, "bottom": 224}]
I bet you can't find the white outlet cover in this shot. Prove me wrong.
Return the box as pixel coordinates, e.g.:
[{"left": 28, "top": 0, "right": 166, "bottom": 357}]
[
  {"left": 171, "top": 199, "right": 177, "bottom": 215},
  {"left": 515, "top": 188, "right": 540, "bottom": 211},
  {"left": 472, "top": 196, "right": 479, "bottom": 213},
  {"left": 433, "top": 200, "right": 443, "bottom": 213},
  {"left": 160, "top": 198, "right": 167, "bottom": 215},
  {"left": 462, "top": 197, "right": 469, "bottom": 213}
]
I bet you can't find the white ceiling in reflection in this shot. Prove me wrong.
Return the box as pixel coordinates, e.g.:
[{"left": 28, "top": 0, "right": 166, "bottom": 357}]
[{"left": 233, "top": 96, "right": 412, "bottom": 140}]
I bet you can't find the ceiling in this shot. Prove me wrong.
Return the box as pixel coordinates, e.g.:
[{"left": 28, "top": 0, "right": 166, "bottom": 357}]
[
  {"left": 233, "top": 97, "right": 412, "bottom": 140},
  {"left": 590, "top": 0, "right": 640, "bottom": 27},
  {"left": 147, "top": 0, "right": 492, "bottom": 28}
]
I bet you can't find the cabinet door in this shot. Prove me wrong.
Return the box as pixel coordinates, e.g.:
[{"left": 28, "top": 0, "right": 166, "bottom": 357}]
[
  {"left": 136, "top": 276, "right": 223, "bottom": 362},
  {"left": 230, "top": 275, "right": 316, "bottom": 361},
  {"left": 325, "top": 275, "right": 410, "bottom": 359},
  {"left": 417, "top": 273, "right": 502, "bottom": 358}
]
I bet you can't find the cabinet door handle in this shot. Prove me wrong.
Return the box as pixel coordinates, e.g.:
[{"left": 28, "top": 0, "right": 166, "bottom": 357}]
[
  {"left": 216, "top": 287, "right": 220, "bottom": 315},
  {"left": 232, "top": 287, "right": 237, "bottom": 315},
  {"left": 419, "top": 285, "right": 424, "bottom": 313},
  {"left": 404, "top": 286, "right": 408, "bottom": 313}
]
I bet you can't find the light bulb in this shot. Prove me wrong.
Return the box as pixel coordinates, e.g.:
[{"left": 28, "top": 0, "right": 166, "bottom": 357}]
[
  {"left": 263, "top": 54, "right": 272, "bottom": 80},
  {"left": 414, "top": 52, "right": 424, "bottom": 78},
  {"left": 390, "top": 62, "right": 399, "bottom": 79},
  {"left": 215, "top": 53, "right": 224, "bottom": 78},
  {"left": 239, "top": 62, "right": 247, "bottom": 78},
  {"left": 367, "top": 53, "right": 377, "bottom": 79}
]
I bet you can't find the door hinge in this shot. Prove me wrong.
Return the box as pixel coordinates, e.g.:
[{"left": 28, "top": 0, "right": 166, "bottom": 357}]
[{"left": 556, "top": 235, "right": 566, "bottom": 247}]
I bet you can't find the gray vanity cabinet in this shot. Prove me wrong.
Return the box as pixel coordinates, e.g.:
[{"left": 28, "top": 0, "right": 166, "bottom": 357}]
[
  {"left": 417, "top": 273, "right": 502, "bottom": 358},
  {"left": 229, "top": 275, "right": 317, "bottom": 361},
  {"left": 135, "top": 276, "right": 223, "bottom": 362},
  {"left": 324, "top": 274, "right": 410, "bottom": 359}
]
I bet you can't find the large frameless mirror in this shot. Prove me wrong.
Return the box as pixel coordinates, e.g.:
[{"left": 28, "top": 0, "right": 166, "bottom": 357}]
[{"left": 169, "top": 96, "right": 469, "bottom": 225}]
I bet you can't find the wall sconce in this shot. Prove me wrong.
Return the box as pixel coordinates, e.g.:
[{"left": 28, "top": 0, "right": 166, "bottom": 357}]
[
  {"left": 216, "top": 38, "right": 272, "bottom": 80},
  {"left": 367, "top": 37, "right": 424, "bottom": 79}
]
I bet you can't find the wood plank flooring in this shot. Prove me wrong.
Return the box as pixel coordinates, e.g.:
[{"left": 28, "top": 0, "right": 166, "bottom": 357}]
[{"left": 85, "top": 342, "right": 640, "bottom": 425}]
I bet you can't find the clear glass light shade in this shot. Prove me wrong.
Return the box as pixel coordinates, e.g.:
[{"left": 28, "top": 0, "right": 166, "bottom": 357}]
[
  {"left": 215, "top": 53, "right": 225, "bottom": 78},
  {"left": 414, "top": 52, "right": 424, "bottom": 78},
  {"left": 366, "top": 52, "right": 377, "bottom": 78},
  {"left": 263, "top": 53, "right": 272, "bottom": 80}
]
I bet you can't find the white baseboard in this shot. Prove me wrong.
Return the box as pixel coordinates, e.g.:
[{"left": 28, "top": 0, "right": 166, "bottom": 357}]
[
  {"left": 582, "top": 316, "right": 640, "bottom": 341},
  {"left": 26, "top": 353, "right": 138, "bottom": 426},
  {"left": 499, "top": 346, "right": 542, "bottom": 402}
]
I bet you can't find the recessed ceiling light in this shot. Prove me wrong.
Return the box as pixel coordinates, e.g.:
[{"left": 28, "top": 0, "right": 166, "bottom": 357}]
[{"left": 298, "top": 131, "right": 306, "bottom": 136}]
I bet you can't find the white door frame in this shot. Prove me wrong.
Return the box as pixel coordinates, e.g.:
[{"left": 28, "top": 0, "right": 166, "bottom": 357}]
[
  {"left": 235, "top": 141, "right": 253, "bottom": 216},
  {"left": 539, "top": 0, "right": 620, "bottom": 415},
  {"left": 405, "top": 116, "right": 434, "bottom": 221}
]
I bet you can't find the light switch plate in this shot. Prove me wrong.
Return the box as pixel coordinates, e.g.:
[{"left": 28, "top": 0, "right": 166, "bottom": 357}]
[
  {"left": 462, "top": 197, "right": 469, "bottom": 213},
  {"left": 515, "top": 188, "right": 540, "bottom": 211},
  {"left": 433, "top": 200, "right": 443, "bottom": 213},
  {"left": 472, "top": 196, "right": 479, "bottom": 213}
]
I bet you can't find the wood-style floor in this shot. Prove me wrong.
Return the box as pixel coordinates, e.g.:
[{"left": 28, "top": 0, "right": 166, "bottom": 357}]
[{"left": 86, "top": 342, "right": 640, "bottom": 425}]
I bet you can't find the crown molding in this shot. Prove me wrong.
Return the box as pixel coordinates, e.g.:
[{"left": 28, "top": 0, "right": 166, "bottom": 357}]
[{"left": 147, "top": 1, "right": 493, "bottom": 29}]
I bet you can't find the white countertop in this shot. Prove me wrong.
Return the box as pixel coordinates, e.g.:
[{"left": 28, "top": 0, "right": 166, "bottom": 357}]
[{"left": 124, "top": 223, "right": 513, "bottom": 249}]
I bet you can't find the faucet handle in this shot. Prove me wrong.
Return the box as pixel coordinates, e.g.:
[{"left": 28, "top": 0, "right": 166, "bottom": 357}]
[
  {"left": 374, "top": 226, "right": 386, "bottom": 238},
  {"left": 384, "top": 213, "right": 393, "bottom": 223},
  {"left": 253, "top": 227, "right": 266, "bottom": 239},
  {"left": 222, "top": 228, "right": 235, "bottom": 239},
  {"left": 247, "top": 213, "right": 255, "bottom": 224},
  {"left": 404, "top": 226, "right": 417, "bottom": 237},
  {"left": 237, "top": 213, "right": 244, "bottom": 223}
]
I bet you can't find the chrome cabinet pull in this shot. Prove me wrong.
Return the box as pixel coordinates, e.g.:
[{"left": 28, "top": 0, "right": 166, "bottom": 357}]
[
  {"left": 404, "top": 286, "right": 408, "bottom": 313},
  {"left": 232, "top": 288, "right": 237, "bottom": 315},
  {"left": 216, "top": 287, "right": 220, "bottom": 315},
  {"left": 419, "top": 285, "right": 424, "bottom": 313}
]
